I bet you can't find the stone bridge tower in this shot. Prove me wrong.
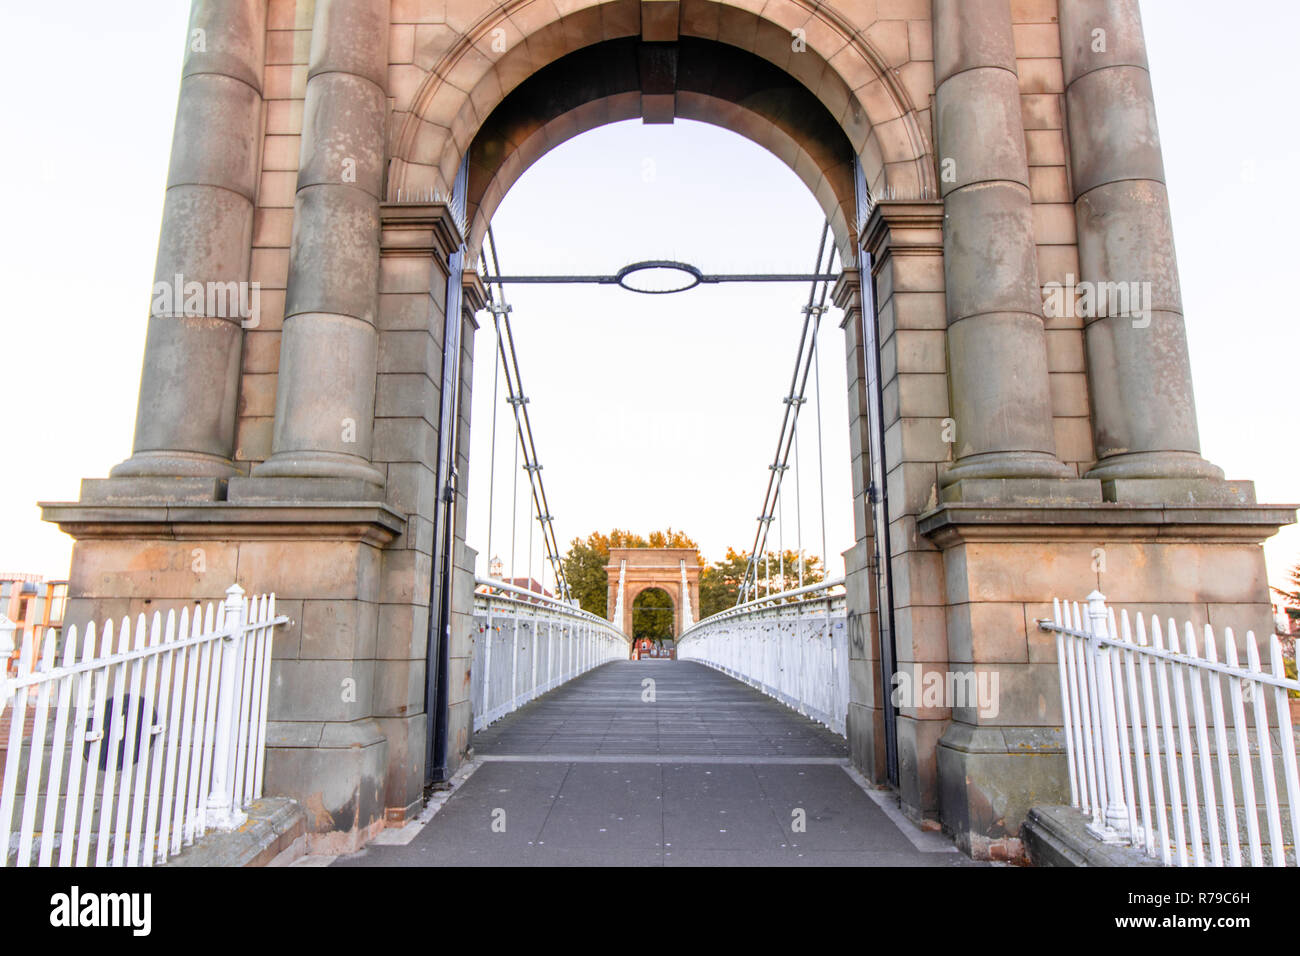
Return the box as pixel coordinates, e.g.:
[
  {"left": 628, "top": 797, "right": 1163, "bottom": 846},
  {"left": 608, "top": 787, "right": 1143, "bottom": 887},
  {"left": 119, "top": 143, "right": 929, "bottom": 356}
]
[
  {"left": 606, "top": 548, "right": 701, "bottom": 638},
  {"left": 41, "top": 0, "right": 1294, "bottom": 857}
]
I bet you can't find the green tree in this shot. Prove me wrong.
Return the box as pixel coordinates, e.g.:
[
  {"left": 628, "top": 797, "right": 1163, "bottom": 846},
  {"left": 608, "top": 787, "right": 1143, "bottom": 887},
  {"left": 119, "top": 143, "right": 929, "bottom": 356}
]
[
  {"left": 1285, "top": 563, "right": 1300, "bottom": 606},
  {"left": 697, "top": 547, "right": 827, "bottom": 619},
  {"left": 633, "top": 588, "right": 675, "bottom": 643},
  {"left": 563, "top": 534, "right": 612, "bottom": 617},
  {"left": 697, "top": 547, "right": 751, "bottom": 619},
  {"left": 1280, "top": 562, "right": 1300, "bottom": 632}
]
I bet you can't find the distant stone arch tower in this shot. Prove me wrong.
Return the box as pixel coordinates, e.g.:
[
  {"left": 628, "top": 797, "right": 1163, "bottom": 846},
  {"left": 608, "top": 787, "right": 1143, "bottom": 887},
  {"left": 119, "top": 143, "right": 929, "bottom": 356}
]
[
  {"left": 40, "top": 0, "right": 1293, "bottom": 856},
  {"left": 606, "top": 548, "right": 701, "bottom": 638}
]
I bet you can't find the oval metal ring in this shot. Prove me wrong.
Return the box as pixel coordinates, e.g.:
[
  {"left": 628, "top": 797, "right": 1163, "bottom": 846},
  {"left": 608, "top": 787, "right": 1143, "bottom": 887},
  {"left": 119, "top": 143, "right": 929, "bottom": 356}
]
[{"left": 614, "top": 260, "right": 704, "bottom": 294}]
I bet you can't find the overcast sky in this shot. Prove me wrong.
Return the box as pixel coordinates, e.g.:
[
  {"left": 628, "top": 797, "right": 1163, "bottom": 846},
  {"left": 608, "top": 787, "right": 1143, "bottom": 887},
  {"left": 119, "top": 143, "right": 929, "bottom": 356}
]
[{"left": 0, "top": 0, "right": 1295, "bottom": 596}]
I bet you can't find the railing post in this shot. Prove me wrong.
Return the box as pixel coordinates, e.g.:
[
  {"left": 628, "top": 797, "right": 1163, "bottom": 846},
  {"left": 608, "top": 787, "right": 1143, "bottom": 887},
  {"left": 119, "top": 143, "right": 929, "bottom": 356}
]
[
  {"left": 482, "top": 596, "right": 494, "bottom": 717},
  {"left": 1086, "top": 590, "right": 1129, "bottom": 842},
  {"left": 0, "top": 612, "right": 14, "bottom": 688},
  {"left": 206, "top": 584, "right": 249, "bottom": 831}
]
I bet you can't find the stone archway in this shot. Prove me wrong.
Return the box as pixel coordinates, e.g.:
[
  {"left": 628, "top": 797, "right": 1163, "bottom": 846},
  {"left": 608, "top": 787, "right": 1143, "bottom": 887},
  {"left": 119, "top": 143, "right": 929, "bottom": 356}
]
[
  {"left": 40, "top": 0, "right": 1293, "bottom": 858},
  {"left": 606, "top": 547, "right": 700, "bottom": 639}
]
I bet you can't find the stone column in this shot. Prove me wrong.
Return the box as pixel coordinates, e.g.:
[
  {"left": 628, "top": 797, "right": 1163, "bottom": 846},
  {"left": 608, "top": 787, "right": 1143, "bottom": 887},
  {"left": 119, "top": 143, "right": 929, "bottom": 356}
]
[
  {"left": 834, "top": 268, "right": 889, "bottom": 784},
  {"left": 107, "top": 0, "right": 265, "bottom": 496},
  {"left": 1060, "top": 1, "right": 1224, "bottom": 489},
  {"left": 240, "top": 0, "right": 390, "bottom": 499},
  {"left": 932, "top": 0, "right": 1072, "bottom": 489}
]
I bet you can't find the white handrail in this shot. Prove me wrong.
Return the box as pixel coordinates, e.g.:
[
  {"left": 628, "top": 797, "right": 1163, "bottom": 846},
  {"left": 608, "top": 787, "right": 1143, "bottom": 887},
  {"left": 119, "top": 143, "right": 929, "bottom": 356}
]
[
  {"left": 681, "top": 576, "right": 845, "bottom": 638},
  {"left": 471, "top": 577, "right": 629, "bottom": 731},
  {"left": 475, "top": 576, "right": 628, "bottom": 635},
  {"left": 1, "top": 584, "right": 288, "bottom": 867},
  {"left": 1041, "top": 591, "right": 1300, "bottom": 867},
  {"left": 678, "top": 579, "right": 848, "bottom": 735}
]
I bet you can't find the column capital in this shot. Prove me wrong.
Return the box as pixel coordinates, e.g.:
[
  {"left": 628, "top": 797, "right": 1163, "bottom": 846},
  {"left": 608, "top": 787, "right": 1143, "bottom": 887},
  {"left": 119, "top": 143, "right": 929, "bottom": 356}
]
[
  {"left": 831, "top": 268, "right": 860, "bottom": 315},
  {"left": 379, "top": 202, "right": 465, "bottom": 261},
  {"left": 461, "top": 271, "right": 487, "bottom": 325},
  {"left": 861, "top": 199, "right": 944, "bottom": 276}
]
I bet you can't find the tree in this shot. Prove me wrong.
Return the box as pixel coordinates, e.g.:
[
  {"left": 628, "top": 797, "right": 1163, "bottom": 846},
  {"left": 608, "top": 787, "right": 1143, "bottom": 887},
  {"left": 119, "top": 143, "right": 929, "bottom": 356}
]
[
  {"left": 1279, "top": 562, "right": 1300, "bottom": 634},
  {"left": 753, "top": 549, "right": 825, "bottom": 595},
  {"left": 697, "top": 547, "right": 827, "bottom": 619},
  {"left": 1284, "top": 563, "right": 1300, "bottom": 607},
  {"left": 563, "top": 534, "right": 612, "bottom": 617},
  {"left": 697, "top": 547, "right": 751, "bottom": 619},
  {"left": 632, "top": 588, "right": 675, "bottom": 643}
]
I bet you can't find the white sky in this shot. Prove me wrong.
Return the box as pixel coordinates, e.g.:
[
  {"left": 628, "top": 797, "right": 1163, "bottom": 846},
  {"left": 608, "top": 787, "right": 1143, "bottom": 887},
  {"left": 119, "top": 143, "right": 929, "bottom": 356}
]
[{"left": 0, "top": 0, "right": 1295, "bottom": 595}]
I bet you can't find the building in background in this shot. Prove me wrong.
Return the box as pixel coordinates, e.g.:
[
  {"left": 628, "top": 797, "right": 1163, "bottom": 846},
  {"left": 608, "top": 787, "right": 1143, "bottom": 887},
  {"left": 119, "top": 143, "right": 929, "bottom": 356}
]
[
  {"left": 634, "top": 638, "right": 675, "bottom": 661},
  {"left": 1272, "top": 586, "right": 1300, "bottom": 637},
  {"left": 1, "top": 574, "right": 68, "bottom": 675}
]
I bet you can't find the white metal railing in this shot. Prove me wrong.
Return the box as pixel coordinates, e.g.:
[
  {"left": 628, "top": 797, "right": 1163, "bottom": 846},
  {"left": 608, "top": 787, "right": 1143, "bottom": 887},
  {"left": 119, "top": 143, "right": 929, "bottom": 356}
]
[
  {"left": 0, "top": 584, "right": 287, "bottom": 867},
  {"left": 472, "top": 577, "right": 629, "bottom": 731},
  {"left": 1041, "top": 591, "right": 1300, "bottom": 867},
  {"left": 677, "top": 578, "right": 848, "bottom": 735}
]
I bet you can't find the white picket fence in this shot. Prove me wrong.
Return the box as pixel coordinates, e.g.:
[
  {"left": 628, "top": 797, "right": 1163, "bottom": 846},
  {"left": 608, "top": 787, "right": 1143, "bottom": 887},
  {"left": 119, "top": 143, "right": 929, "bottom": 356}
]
[
  {"left": 1041, "top": 592, "right": 1300, "bottom": 867},
  {"left": 472, "top": 578, "right": 629, "bottom": 731},
  {"left": 677, "top": 578, "right": 848, "bottom": 735},
  {"left": 0, "top": 584, "right": 287, "bottom": 867}
]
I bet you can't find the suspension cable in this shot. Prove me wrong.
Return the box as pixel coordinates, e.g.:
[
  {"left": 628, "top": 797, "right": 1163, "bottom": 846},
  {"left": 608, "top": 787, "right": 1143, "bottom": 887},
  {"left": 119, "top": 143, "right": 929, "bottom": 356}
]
[
  {"left": 814, "top": 304, "right": 829, "bottom": 579},
  {"left": 738, "top": 224, "right": 838, "bottom": 603},
  {"left": 790, "top": 411, "right": 800, "bottom": 590},
  {"left": 484, "top": 274, "right": 503, "bottom": 578},
  {"left": 740, "top": 224, "right": 827, "bottom": 601},
  {"left": 777, "top": 471, "right": 785, "bottom": 591},
  {"left": 509, "top": 387, "right": 519, "bottom": 582},
  {"left": 483, "top": 228, "right": 572, "bottom": 601}
]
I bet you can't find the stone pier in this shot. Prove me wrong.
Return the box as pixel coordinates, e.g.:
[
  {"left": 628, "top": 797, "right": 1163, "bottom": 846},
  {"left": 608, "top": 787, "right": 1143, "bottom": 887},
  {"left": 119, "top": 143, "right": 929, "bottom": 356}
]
[{"left": 42, "top": 0, "right": 1293, "bottom": 857}]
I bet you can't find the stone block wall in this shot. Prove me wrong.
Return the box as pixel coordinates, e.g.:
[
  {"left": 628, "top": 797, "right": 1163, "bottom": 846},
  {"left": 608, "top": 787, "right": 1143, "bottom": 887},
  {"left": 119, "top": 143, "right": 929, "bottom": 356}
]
[{"left": 42, "top": 0, "right": 1294, "bottom": 859}]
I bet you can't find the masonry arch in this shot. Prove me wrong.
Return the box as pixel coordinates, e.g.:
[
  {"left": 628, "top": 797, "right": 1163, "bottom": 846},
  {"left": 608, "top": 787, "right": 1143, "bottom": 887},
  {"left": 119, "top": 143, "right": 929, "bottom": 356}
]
[
  {"left": 393, "top": 0, "right": 926, "bottom": 800},
  {"left": 46, "top": 0, "right": 1272, "bottom": 858},
  {"left": 388, "top": 0, "right": 937, "bottom": 264},
  {"left": 605, "top": 548, "right": 701, "bottom": 639},
  {"left": 630, "top": 586, "right": 675, "bottom": 642}
]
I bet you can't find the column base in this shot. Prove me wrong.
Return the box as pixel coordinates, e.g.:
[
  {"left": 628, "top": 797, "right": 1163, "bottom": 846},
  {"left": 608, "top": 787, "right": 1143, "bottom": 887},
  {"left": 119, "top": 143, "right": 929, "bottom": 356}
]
[
  {"left": 80, "top": 476, "right": 229, "bottom": 503},
  {"left": 264, "top": 717, "right": 389, "bottom": 855},
  {"left": 896, "top": 715, "right": 948, "bottom": 824},
  {"left": 229, "top": 475, "right": 385, "bottom": 503},
  {"left": 1101, "top": 477, "right": 1257, "bottom": 507},
  {"left": 936, "top": 722, "right": 1067, "bottom": 860},
  {"left": 941, "top": 477, "right": 1102, "bottom": 506},
  {"left": 108, "top": 450, "right": 240, "bottom": 480},
  {"left": 372, "top": 712, "right": 427, "bottom": 824},
  {"left": 249, "top": 450, "right": 386, "bottom": 496},
  {"left": 1086, "top": 450, "right": 1224, "bottom": 481},
  {"left": 846, "top": 701, "right": 890, "bottom": 785},
  {"left": 941, "top": 451, "right": 1075, "bottom": 486}
]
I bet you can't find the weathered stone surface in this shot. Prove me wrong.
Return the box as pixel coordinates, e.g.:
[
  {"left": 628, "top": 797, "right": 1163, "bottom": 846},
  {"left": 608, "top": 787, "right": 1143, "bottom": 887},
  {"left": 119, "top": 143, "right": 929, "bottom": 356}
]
[
  {"left": 937, "top": 722, "right": 1068, "bottom": 858},
  {"left": 1023, "top": 805, "right": 1163, "bottom": 867},
  {"left": 43, "top": 0, "right": 1298, "bottom": 863},
  {"left": 163, "top": 797, "right": 307, "bottom": 867}
]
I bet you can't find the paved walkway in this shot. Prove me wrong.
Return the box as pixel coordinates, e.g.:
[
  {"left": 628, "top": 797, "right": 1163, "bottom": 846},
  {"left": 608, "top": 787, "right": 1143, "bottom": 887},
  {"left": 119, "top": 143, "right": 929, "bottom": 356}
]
[{"left": 332, "top": 661, "right": 981, "bottom": 867}]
